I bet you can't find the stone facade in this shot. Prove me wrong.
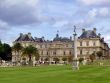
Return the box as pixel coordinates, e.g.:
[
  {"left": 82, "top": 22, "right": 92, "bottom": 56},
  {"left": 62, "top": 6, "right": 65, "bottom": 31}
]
[
  {"left": 12, "top": 28, "right": 109, "bottom": 63},
  {"left": 12, "top": 32, "right": 73, "bottom": 63},
  {"left": 77, "top": 28, "right": 109, "bottom": 58}
]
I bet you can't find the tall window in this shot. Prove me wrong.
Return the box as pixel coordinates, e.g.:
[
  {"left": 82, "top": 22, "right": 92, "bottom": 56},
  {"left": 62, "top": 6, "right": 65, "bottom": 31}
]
[
  {"left": 63, "top": 51, "right": 66, "bottom": 55},
  {"left": 66, "top": 44, "right": 68, "bottom": 47},
  {"left": 41, "top": 51, "right": 43, "bottom": 55},
  {"left": 47, "top": 51, "right": 49, "bottom": 55},
  {"left": 53, "top": 51, "right": 56, "bottom": 55},
  {"left": 40, "top": 45, "right": 42, "bottom": 48},
  {"left": 80, "top": 41, "right": 82, "bottom": 46},
  {"left": 69, "top": 51, "right": 71, "bottom": 55},
  {"left": 80, "top": 50, "right": 82, "bottom": 55},
  {"left": 86, "top": 41, "right": 89, "bottom": 46},
  {"left": 93, "top": 42, "right": 96, "bottom": 46}
]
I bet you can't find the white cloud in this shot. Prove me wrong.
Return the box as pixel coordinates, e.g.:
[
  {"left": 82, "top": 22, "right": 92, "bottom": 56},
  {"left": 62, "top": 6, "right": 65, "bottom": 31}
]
[
  {"left": 88, "top": 8, "right": 97, "bottom": 19},
  {"left": 99, "top": 7, "right": 109, "bottom": 16},
  {"left": 0, "top": 0, "right": 39, "bottom": 7},
  {"left": 78, "top": 0, "right": 110, "bottom": 6}
]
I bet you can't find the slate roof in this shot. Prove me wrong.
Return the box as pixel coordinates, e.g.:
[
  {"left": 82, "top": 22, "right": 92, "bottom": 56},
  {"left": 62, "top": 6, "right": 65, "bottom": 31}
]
[
  {"left": 15, "top": 33, "right": 72, "bottom": 43},
  {"left": 53, "top": 34, "right": 72, "bottom": 42},
  {"left": 34, "top": 37, "right": 44, "bottom": 42},
  {"left": 15, "top": 33, "right": 35, "bottom": 42},
  {"left": 79, "top": 30, "right": 99, "bottom": 39}
]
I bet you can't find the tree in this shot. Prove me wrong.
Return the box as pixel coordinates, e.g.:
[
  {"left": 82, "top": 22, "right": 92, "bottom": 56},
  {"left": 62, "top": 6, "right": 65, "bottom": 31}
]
[
  {"left": 22, "top": 45, "right": 39, "bottom": 65},
  {"left": 44, "top": 57, "right": 49, "bottom": 62},
  {"left": 79, "top": 58, "right": 84, "bottom": 63},
  {"left": 89, "top": 53, "right": 95, "bottom": 62},
  {"left": 0, "top": 42, "right": 12, "bottom": 61},
  {"left": 96, "top": 51, "right": 103, "bottom": 59},
  {"left": 62, "top": 57, "right": 67, "bottom": 64},
  {"left": 3, "top": 43, "right": 12, "bottom": 60},
  {"left": 67, "top": 55, "right": 73, "bottom": 63},
  {"left": 12, "top": 43, "right": 23, "bottom": 61},
  {"left": 53, "top": 57, "right": 59, "bottom": 64}
]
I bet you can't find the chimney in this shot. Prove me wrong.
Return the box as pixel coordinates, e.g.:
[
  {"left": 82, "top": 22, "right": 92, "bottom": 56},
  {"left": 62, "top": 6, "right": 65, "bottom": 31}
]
[
  {"left": 28, "top": 32, "right": 31, "bottom": 38},
  {"left": 42, "top": 36, "right": 45, "bottom": 41},
  {"left": 20, "top": 33, "right": 23, "bottom": 36},
  {"left": 70, "top": 36, "right": 72, "bottom": 40},
  {"left": 82, "top": 28, "right": 85, "bottom": 33},
  {"left": 93, "top": 28, "right": 96, "bottom": 33},
  {"left": 98, "top": 33, "right": 101, "bottom": 37},
  {"left": 102, "top": 37, "right": 104, "bottom": 41}
]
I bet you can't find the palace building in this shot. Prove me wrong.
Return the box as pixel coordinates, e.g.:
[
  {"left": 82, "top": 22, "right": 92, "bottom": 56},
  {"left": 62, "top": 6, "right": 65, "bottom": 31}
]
[
  {"left": 12, "top": 28, "right": 109, "bottom": 63},
  {"left": 77, "top": 28, "right": 109, "bottom": 58}
]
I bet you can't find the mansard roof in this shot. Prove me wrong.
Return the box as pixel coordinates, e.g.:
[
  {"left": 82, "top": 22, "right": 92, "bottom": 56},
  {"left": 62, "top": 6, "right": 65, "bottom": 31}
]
[
  {"left": 79, "top": 28, "right": 99, "bottom": 39},
  {"left": 15, "top": 31, "right": 73, "bottom": 43},
  {"left": 53, "top": 33, "right": 72, "bottom": 42},
  {"left": 34, "top": 37, "right": 44, "bottom": 42},
  {"left": 15, "top": 33, "right": 35, "bottom": 42},
  {"left": 53, "top": 37, "right": 72, "bottom": 42}
]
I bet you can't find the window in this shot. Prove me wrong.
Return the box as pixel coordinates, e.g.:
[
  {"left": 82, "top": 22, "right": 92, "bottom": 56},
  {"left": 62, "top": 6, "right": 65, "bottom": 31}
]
[
  {"left": 45, "top": 45, "right": 47, "bottom": 48},
  {"left": 80, "top": 41, "right": 82, "bottom": 46},
  {"left": 41, "top": 51, "right": 43, "bottom": 55},
  {"left": 66, "top": 44, "right": 68, "bottom": 47},
  {"left": 80, "top": 50, "right": 82, "bottom": 55},
  {"left": 69, "top": 51, "right": 71, "bottom": 55},
  {"left": 86, "top": 41, "right": 89, "bottom": 46},
  {"left": 86, "top": 51, "right": 89, "bottom": 54},
  {"left": 53, "top": 51, "right": 56, "bottom": 55},
  {"left": 40, "top": 45, "right": 42, "bottom": 48},
  {"left": 63, "top": 51, "right": 66, "bottom": 55},
  {"left": 47, "top": 52, "right": 49, "bottom": 55},
  {"left": 93, "top": 42, "right": 96, "bottom": 46}
]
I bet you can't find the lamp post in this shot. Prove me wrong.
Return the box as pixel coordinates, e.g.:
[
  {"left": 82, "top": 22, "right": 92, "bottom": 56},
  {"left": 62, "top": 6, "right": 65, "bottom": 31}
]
[{"left": 73, "top": 26, "right": 79, "bottom": 70}]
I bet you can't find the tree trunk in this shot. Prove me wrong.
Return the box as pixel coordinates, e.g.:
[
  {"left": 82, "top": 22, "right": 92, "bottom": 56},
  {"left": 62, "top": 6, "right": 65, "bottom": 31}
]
[{"left": 28, "top": 55, "right": 32, "bottom": 66}]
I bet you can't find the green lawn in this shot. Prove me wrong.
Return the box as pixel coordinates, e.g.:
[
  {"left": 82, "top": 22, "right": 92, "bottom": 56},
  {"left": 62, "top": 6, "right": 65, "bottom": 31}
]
[{"left": 0, "top": 65, "right": 110, "bottom": 83}]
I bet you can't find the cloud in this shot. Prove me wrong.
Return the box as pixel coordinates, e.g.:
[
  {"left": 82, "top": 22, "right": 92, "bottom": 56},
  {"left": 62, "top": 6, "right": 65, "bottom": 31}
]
[
  {"left": 0, "top": 20, "right": 10, "bottom": 32},
  {"left": 0, "top": 0, "right": 43, "bottom": 25},
  {"left": 99, "top": 7, "right": 109, "bottom": 16},
  {"left": 78, "top": 0, "right": 110, "bottom": 6}
]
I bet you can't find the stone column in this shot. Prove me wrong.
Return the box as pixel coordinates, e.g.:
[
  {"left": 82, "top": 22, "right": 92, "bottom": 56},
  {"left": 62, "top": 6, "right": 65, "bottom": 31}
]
[{"left": 73, "top": 26, "right": 79, "bottom": 70}]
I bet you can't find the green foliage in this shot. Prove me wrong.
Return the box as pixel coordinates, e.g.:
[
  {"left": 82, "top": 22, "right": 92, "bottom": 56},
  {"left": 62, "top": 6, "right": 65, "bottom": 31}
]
[
  {"left": 96, "top": 51, "right": 103, "bottom": 59},
  {"left": 44, "top": 57, "right": 49, "bottom": 61},
  {"left": 62, "top": 57, "right": 67, "bottom": 61},
  {"left": 67, "top": 55, "right": 73, "bottom": 63},
  {"left": 0, "top": 42, "right": 12, "bottom": 61},
  {"left": 89, "top": 53, "right": 96, "bottom": 62},
  {"left": 79, "top": 58, "right": 84, "bottom": 63},
  {"left": 53, "top": 57, "right": 59, "bottom": 63},
  {"left": 22, "top": 57, "right": 26, "bottom": 61},
  {"left": 12, "top": 43, "right": 23, "bottom": 52},
  {"left": 22, "top": 45, "right": 39, "bottom": 65}
]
